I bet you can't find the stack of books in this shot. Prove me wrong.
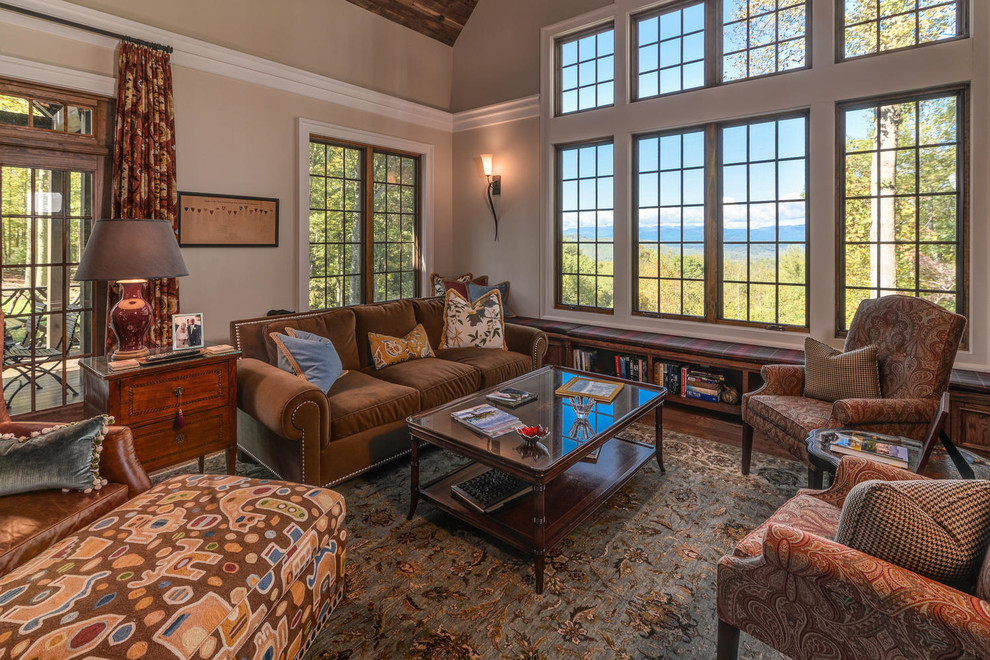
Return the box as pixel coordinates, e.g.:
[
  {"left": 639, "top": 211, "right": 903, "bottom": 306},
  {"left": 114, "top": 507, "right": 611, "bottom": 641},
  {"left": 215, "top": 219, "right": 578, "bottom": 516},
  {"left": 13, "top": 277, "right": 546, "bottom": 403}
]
[
  {"left": 486, "top": 387, "right": 536, "bottom": 408},
  {"left": 684, "top": 370, "right": 725, "bottom": 402},
  {"left": 205, "top": 344, "right": 238, "bottom": 355},
  {"left": 108, "top": 358, "right": 140, "bottom": 372},
  {"left": 451, "top": 404, "right": 523, "bottom": 438}
]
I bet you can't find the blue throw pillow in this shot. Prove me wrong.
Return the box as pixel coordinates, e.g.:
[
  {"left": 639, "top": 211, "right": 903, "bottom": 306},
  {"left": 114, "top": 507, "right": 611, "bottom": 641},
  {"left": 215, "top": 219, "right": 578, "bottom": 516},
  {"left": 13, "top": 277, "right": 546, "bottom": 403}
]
[
  {"left": 468, "top": 281, "right": 515, "bottom": 317},
  {"left": 0, "top": 415, "right": 113, "bottom": 496},
  {"left": 269, "top": 329, "right": 344, "bottom": 392}
]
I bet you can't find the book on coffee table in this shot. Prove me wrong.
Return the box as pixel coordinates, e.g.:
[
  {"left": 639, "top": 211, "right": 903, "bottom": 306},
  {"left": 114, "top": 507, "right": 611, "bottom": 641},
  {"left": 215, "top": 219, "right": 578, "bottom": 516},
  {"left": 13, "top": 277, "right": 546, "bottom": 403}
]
[
  {"left": 486, "top": 387, "right": 537, "bottom": 408},
  {"left": 451, "top": 404, "right": 523, "bottom": 438},
  {"left": 830, "top": 431, "right": 909, "bottom": 468}
]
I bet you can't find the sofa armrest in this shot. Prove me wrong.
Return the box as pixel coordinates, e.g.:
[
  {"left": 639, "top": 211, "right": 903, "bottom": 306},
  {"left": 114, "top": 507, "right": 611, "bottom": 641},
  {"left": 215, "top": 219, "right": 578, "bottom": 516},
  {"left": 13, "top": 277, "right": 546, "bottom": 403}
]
[
  {"left": 237, "top": 358, "right": 329, "bottom": 484},
  {"left": 505, "top": 323, "right": 548, "bottom": 370},
  {"left": 807, "top": 455, "right": 927, "bottom": 508},
  {"left": 831, "top": 397, "right": 939, "bottom": 426},
  {"left": 0, "top": 421, "right": 151, "bottom": 498}
]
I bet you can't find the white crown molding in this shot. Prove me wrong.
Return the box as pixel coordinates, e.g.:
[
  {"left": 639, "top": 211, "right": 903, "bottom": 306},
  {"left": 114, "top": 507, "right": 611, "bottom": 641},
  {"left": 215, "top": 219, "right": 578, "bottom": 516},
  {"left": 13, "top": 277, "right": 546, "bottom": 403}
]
[
  {"left": 0, "top": 53, "right": 115, "bottom": 96},
  {"left": 0, "top": 0, "right": 454, "bottom": 132},
  {"left": 452, "top": 95, "right": 540, "bottom": 132}
]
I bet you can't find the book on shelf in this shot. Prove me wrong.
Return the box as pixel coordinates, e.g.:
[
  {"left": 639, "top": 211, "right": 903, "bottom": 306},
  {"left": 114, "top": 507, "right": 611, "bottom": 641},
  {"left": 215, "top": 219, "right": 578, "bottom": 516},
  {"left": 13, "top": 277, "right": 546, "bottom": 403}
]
[
  {"left": 108, "top": 358, "right": 141, "bottom": 372},
  {"left": 486, "top": 387, "right": 537, "bottom": 408},
  {"left": 451, "top": 404, "right": 523, "bottom": 438},
  {"left": 684, "top": 388, "right": 720, "bottom": 403},
  {"left": 573, "top": 348, "right": 596, "bottom": 372},
  {"left": 614, "top": 355, "right": 648, "bottom": 382},
  {"left": 830, "top": 431, "right": 910, "bottom": 468}
]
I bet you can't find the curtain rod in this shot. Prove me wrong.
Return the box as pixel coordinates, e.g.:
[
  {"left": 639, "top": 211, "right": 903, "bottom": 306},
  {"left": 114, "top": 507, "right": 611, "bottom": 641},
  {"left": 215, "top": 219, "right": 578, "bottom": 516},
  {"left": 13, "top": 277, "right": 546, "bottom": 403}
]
[{"left": 0, "top": 2, "right": 173, "bottom": 53}]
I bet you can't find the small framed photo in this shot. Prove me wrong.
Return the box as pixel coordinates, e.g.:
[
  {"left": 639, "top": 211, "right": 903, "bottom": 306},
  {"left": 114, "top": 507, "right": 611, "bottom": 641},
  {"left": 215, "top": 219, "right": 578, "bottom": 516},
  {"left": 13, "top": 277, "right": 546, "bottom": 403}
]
[
  {"left": 555, "top": 376, "right": 624, "bottom": 403},
  {"left": 173, "top": 313, "right": 205, "bottom": 350}
]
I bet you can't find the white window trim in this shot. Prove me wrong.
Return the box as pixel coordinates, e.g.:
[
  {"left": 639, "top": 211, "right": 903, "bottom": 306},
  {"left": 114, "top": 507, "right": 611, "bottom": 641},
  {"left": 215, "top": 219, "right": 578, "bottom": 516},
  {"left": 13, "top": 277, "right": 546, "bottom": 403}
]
[
  {"left": 296, "top": 117, "right": 435, "bottom": 311},
  {"left": 538, "top": 0, "right": 987, "bottom": 368}
]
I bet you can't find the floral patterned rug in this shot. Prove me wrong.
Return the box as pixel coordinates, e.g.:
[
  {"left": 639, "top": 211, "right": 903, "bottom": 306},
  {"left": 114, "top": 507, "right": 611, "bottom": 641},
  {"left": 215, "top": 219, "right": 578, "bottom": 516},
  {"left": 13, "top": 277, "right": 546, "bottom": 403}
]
[{"left": 156, "top": 428, "right": 800, "bottom": 659}]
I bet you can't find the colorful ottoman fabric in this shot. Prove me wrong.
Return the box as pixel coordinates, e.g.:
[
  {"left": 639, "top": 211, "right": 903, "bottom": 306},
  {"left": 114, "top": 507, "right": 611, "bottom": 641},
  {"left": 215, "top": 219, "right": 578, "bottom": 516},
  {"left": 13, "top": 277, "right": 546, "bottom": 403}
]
[{"left": 0, "top": 474, "right": 346, "bottom": 660}]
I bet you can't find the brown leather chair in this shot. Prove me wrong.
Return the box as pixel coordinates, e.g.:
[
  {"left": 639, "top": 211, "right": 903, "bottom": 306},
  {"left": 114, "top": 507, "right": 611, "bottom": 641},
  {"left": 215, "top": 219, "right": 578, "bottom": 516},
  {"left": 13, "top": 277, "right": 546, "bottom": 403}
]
[
  {"left": 0, "top": 312, "right": 151, "bottom": 575},
  {"left": 741, "top": 295, "right": 966, "bottom": 485}
]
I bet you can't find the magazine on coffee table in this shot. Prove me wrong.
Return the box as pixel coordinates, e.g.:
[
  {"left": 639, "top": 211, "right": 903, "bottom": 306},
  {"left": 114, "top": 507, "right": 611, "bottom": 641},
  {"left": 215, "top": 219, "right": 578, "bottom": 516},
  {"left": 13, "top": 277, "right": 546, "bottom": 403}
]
[
  {"left": 486, "top": 387, "right": 537, "bottom": 408},
  {"left": 451, "top": 404, "right": 524, "bottom": 438},
  {"left": 830, "top": 430, "right": 909, "bottom": 468}
]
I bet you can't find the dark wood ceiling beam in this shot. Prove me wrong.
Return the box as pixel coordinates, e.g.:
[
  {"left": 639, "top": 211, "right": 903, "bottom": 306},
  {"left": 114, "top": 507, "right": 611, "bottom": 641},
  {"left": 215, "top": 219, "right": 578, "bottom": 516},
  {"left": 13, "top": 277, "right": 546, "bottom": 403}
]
[{"left": 342, "top": 0, "right": 479, "bottom": 46}]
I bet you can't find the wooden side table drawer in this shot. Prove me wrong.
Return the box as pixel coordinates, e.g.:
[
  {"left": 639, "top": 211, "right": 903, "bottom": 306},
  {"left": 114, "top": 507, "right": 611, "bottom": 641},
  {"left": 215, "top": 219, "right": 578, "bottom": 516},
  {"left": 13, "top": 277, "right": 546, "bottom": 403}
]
[
  {"left": 114, "top": 362, "right": 230, "bottom": 425},
  {"left": 132, "top": 408, "right": 233, "bottom": 473}
]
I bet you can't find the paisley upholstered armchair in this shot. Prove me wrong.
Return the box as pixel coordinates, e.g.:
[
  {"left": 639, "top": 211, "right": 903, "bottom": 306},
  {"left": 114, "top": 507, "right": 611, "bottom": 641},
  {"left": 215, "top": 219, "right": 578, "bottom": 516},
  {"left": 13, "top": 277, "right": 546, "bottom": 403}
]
[{"left": 741, "top": 295, "right": 966, "bottom": 485}]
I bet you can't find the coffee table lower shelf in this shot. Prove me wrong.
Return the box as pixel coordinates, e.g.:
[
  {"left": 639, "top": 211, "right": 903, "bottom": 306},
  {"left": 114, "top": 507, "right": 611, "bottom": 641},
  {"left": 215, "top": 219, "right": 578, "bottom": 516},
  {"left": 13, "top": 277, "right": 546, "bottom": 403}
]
[{"left": 416, "top": 437, "right": 655, "bottom": 592}]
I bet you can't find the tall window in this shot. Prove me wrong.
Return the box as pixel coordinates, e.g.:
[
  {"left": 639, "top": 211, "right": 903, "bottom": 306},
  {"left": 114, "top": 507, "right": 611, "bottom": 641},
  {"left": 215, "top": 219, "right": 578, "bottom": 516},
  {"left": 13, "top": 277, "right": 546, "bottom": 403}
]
[
  {"left": 841, "top": 0, "right": 964, "bottom": 59},
  {"left": 722, "top": 0, "right": 808, "bottom": 81},
  {"left": 308, "top": 136, "right": 420, "bottom": 309},
  {"left": 557, "top": 141, "right": 614, "bottom": 311},
  {"left": 632, "top": 113, "right": 808, "bottom": 328},
  {"left": 838, "top": 88, "right": 965, "bottom": 331},
  {"left": 556, "top": 25, "right": 615, "bottom": 115},
  {"left": 634, "top": 2, "right": 705, "bottom": 99},
  {"left": 0, "top": 79, "right": 107, "bottom": 415}
]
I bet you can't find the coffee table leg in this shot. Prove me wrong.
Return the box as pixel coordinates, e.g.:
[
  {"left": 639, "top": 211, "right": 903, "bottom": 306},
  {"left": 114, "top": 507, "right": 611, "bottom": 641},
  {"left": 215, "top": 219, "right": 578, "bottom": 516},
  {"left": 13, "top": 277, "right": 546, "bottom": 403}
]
[
  {"left": 655, "top": 406, "right": 665, "bottom": 473},
  {"left": 407, "top": 435, "right": 419, "bottom": 521},
  {"left": 533, "top": 483, "right": 546, "bottom": 594}
]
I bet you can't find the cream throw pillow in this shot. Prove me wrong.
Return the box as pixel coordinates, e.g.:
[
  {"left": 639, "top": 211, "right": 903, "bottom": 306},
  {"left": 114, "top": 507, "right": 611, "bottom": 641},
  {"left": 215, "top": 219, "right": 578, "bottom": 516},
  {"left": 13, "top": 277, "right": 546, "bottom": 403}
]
[{"left": 440, "top": 288, "right": 507, "bottom": 351}]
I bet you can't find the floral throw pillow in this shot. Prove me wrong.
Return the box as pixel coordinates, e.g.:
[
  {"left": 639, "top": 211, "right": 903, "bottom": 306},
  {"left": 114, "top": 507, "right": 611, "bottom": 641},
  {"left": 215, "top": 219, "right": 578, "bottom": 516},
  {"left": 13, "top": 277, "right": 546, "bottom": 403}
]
[
  {"left": 368, "top": 323, "right": 435, "bottom": 370},
  {"left": 430, "top": 272, "right": 473, "bottom": 297},
  {"left": 440, "top": 288, "right": 507, "bottom": 351}
]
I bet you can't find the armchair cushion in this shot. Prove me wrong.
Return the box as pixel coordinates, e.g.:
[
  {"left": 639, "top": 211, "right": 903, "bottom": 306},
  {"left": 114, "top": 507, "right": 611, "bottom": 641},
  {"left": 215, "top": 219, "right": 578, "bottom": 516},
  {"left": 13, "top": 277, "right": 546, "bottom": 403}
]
[
  {"left": 734, "top": 493, "right": 842, "bottom": 559},
  {"left": 804, "top": 337, "right": 881, "bottom": 402},
  {"left": 835, "top": 479, "right": 990, "bottom": 590},
  {"left": 745, "top": 394, "right": 834, "bottom": 440}
]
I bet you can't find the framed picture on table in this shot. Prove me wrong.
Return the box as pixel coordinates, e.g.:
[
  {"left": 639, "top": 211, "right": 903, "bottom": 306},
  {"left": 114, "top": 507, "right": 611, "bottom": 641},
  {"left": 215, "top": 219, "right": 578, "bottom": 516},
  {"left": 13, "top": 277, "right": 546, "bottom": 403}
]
[{"left": 172, "top": 313, "right": 205, "bottom": 350}]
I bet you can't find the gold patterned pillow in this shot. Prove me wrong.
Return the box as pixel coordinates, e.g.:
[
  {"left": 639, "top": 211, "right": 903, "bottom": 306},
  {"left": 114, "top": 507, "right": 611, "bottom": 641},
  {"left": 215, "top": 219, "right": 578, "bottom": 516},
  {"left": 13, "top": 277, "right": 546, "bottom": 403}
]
[
  {"left": 368, "top": 323, "right": 435, "bottom": 370},
  {"left": 440, "top": 288, "right": 507, "bottom": 351}
]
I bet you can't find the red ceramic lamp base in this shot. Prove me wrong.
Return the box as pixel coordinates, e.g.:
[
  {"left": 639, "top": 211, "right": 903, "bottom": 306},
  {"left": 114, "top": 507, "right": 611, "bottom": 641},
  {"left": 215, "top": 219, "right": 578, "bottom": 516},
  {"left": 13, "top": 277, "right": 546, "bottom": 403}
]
[{"left": 110, "top": 280, "right": 153, "bottom": 360}]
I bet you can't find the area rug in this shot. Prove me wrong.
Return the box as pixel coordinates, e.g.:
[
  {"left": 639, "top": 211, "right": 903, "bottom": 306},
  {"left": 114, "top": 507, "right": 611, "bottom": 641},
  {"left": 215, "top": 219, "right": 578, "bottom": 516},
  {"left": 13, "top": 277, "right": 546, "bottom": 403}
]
[{"left": 155, "top": 428, "right": 799, "bottom": 659}]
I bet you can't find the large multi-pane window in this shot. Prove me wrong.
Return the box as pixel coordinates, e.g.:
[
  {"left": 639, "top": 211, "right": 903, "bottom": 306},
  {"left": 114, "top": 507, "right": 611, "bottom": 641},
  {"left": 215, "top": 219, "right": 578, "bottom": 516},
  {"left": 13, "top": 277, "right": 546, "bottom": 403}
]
[
  {"left": 721, "top": 115, "right": 808, "bottom": 326},
  {"left": 556, "top": 25, "right": 615, "bottom": 115},
  {"left": 722, "top": 0, "right": 808, "bottom": 81},
  {"left": 557, "top": 141, "right": 614, "bottom": 311},
  {"left": 842, "top": 0, "right": 964, "bottom": 60},
  {"left": 631, "top": 114, "right": 808, "bottom": 328},
  {"left": 308, "top": 137, "right": 420, "bottom": 309},
  {"left": 634, "top": 2, "right": 705, "bottom": 99},
  {"left": 635, "top": 129, "right": 707, "bottom": 317},
  {"left": 838, "top": 88, "right": 965, "bottom": 330}
]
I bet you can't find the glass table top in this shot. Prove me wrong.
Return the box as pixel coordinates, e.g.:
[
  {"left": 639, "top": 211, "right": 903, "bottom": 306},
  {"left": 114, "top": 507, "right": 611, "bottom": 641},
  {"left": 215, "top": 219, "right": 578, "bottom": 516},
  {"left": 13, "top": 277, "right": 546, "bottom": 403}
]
[{"left": 408, "top": 366, "right": 666, "bottom": 474}]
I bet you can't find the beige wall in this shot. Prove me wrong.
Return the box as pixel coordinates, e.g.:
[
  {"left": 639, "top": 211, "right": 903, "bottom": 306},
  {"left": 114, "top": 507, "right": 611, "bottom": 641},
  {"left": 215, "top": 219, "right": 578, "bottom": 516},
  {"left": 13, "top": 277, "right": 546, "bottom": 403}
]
[
  {"left": 65, "top": 0, "right": 452, "bottom": 109},
  {"left": 450, "top": 0, "right": 612, "bottom": 112},
  {"left": 1, "top": 19, "right": 454, "bottom": 345},
  {"left": 450, "top": 118, "right": 540, "bottom": 317}
]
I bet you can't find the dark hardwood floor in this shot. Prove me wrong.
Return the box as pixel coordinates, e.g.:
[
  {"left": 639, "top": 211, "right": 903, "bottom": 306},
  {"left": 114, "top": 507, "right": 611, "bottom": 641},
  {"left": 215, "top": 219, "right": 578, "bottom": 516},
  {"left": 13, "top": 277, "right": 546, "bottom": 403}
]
[{"left": 663, "top": 401, "right": 795, "bottom": 462}]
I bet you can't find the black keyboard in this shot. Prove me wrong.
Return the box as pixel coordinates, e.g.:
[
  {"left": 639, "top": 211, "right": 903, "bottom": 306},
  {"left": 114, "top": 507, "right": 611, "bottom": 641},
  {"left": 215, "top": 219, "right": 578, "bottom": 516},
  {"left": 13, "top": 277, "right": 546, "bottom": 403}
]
[{"left": 143, "top": 348, "right": 203, "bottom": 363}]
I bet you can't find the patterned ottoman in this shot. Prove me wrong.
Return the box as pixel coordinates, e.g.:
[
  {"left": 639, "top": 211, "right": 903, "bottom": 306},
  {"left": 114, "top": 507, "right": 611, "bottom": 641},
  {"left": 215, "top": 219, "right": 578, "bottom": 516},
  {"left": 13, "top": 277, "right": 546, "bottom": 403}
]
[{"left": 0, "top": 474, "right": 346, "bottom": 659}]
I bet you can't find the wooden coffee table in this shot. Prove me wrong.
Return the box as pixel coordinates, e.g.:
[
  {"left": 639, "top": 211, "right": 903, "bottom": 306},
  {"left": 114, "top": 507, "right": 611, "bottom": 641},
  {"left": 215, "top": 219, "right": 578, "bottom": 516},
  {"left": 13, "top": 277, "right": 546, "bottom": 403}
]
[{"left": 406, "top": 366, "right": 666, "bottom": 593}]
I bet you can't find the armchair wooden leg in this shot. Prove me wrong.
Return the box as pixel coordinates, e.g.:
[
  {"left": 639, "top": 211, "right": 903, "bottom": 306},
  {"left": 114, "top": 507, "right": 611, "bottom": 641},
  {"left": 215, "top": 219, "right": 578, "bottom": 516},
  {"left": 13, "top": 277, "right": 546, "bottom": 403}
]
[
  {"left": 717, "top": 618, "right": 740, "bottom": 660},
  {"left": 741, "top": 423, "right": 753, "bottom": 475},
  {"left": 808, "top": 465, "right": 823, "bottom": 489}
]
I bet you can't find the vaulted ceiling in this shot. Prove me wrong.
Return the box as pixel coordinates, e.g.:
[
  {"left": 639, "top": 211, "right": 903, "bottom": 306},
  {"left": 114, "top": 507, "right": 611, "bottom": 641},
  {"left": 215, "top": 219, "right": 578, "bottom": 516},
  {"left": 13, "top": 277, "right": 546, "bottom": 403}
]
[{"left": 342, "top": 0, "right": 480, "bottom": 46}]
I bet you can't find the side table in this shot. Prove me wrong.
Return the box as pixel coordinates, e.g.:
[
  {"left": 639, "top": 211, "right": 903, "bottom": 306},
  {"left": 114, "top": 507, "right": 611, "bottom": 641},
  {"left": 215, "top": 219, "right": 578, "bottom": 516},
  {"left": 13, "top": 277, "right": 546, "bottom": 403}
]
[
  {"left": 807, "top": 427, "right": 990, "bottom": 487},
  {"left": 80, "top": 350, "right": 239, "bottom": 474}
]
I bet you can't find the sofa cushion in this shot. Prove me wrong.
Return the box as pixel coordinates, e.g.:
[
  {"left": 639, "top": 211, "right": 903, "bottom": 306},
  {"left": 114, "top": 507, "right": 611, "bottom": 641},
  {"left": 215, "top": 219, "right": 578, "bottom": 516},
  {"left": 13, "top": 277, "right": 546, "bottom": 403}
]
[
  {"left": 352, "top": 299, "right": 418, "bottom": 369},
  {"left": 436, "top": 348, "right": 532, "bottom": 388},
  {"left": 0, "top": 483, "right": 128, "bottom": 575},
  {"left": 411, "top": 296, "right": 445, "bottom": 348},
  {"left": 430, "top": 271, "right": 473, "bottom": 297},
  {"left": 370, "top": 357, "right": 481, "bottom": 410},
  {"left": 264, "top": 306, "right": 359, "bottom": 370},
  {"left": 746, "top": 394, "right": 834, "bottom": 440},
  {"left": 734, "top": 493, "right": 841, "bottom": 558},
  {"left": 836, "top": 479, "right": 990, "bottom": 589},
  {"left": 327, "top": 370, "right": 421, "bottom": 440},
  {"left": 804, "top": 337, "right": 882, "bottom": 402}
]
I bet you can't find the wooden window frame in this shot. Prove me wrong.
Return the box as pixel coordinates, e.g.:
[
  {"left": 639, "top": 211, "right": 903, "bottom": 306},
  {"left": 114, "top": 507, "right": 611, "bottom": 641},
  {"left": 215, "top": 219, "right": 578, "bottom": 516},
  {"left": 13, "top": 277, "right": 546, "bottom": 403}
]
[
  {"left": 631, "top": 0, "right": 708, "bottom": 102},
  {"left": 554, "top": 22, "right": 616, "bottom": 118},
  {"left": 629, "top": 110, "right": 811, "bottom": 331},
  {"left": 554, "top": 137, "right": 616, "bottom": 314},
  {"left": 836, "top": 0, "right": 968, "bottom": 63},
  {"left": 834, "top": 85, "right": 969, "bottom": 341},
  {"left": 308, "top": 134, "right": 422, "bottom": 308}
]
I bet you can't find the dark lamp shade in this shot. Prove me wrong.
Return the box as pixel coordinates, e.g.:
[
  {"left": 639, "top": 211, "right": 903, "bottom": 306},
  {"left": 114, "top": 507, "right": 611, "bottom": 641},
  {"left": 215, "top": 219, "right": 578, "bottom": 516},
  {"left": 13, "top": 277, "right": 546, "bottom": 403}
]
[{"left": 75, "top": 219, "right": 189, "bottom": 281}]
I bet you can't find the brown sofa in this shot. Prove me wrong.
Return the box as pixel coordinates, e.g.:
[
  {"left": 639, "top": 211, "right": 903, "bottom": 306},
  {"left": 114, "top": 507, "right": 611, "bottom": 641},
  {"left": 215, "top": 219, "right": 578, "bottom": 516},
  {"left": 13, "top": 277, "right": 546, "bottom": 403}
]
[{"left": 230, "top": 297, "right": 548, "bottom": 487}]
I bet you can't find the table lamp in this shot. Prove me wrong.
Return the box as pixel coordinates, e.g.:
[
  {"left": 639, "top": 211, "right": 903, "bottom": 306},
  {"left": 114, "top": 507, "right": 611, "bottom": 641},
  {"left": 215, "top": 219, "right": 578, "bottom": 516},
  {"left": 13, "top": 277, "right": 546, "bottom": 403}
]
[{"left": 75, "top": 218, "right": 189, "bottom": 359}]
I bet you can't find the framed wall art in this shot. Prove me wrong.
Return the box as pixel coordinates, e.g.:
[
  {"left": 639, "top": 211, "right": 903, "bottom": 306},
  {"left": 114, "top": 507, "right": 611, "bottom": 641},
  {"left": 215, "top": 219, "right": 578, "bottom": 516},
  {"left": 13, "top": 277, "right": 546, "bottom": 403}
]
[{"left": 177, "top": 191, "right": 279, "bottom": 247}]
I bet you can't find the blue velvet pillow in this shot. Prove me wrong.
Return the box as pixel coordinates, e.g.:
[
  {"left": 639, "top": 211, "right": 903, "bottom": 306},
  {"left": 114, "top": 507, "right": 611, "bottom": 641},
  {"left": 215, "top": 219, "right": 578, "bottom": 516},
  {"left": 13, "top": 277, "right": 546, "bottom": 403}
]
[
  {"left": 0, "top": 415, "right": 112, "bottom": 496},
  {"left": 270, "top": 329, "right": 344, "bottom": 392},
  {"left": 468, "top": 281, "right": 515, "bottom": 317}
]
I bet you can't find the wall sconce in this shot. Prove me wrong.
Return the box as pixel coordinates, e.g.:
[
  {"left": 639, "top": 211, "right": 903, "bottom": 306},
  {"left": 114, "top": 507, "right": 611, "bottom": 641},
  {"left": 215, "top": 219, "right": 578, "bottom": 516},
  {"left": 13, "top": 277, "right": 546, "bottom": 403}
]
[{"left": 481, "top": 153, "right": 501, "bottom": 241}]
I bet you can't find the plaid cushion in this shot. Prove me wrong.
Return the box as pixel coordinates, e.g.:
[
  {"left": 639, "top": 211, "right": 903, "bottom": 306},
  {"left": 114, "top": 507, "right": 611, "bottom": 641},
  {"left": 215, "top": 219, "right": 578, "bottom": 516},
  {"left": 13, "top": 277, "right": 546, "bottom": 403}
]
[
  {"left": 836, "top": 479, "right": 990, "bottom": 589},
  {"left": 804, "top": 337, "right": 881, "bottom": 402}
]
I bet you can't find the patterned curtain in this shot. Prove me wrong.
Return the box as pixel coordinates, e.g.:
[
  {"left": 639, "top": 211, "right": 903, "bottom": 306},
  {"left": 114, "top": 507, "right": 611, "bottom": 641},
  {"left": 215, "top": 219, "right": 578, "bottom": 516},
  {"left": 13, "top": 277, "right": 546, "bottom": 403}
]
[{"left": 108, "top": 42, "right": 179, "bottom": 350}]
